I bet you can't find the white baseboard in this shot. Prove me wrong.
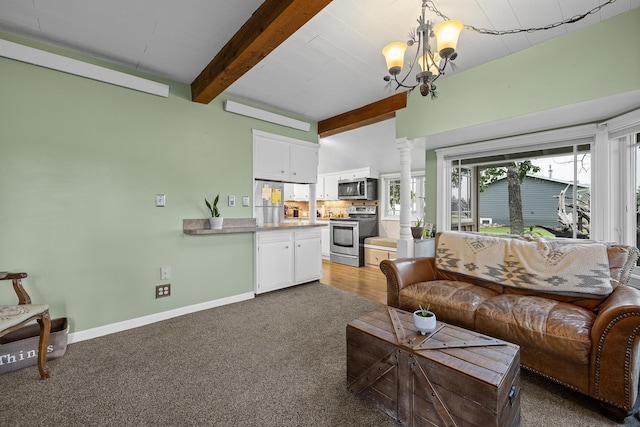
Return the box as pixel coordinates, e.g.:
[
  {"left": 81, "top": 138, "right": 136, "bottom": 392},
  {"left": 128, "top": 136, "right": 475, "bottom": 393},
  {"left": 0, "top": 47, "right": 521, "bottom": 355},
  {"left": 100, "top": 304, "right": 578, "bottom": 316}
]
[{"left": 67, "top": 292, "right": 255, "bottom": 344}]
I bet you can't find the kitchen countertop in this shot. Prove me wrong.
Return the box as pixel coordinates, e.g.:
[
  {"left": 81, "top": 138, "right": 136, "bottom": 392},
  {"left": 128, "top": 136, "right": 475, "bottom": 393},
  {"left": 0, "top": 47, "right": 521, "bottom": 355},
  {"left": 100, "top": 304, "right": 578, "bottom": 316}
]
[{"left": 183, "top": 218, "right": 326, "bottom": 235}]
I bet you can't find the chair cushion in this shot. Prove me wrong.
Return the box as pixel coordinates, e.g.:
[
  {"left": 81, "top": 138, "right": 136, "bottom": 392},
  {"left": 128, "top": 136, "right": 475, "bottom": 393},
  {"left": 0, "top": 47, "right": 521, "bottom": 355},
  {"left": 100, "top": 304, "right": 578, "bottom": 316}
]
[
  {"left": 475, "top": 294, "right": 595, "bottom": 365},
  {"left": 0, "top": 304, "right": 49, "bottom": 330}
]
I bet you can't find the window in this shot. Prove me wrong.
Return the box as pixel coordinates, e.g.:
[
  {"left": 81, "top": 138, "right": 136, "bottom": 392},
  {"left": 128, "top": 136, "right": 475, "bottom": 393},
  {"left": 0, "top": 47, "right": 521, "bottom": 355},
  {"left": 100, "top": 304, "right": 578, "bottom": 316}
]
[
  {"left": 441, "top": 135, "right": 592, "bottom": 237},
  {"left": 633, "top": 132, "right": 640, "bottom": 278},
  {"left": 437, "top": 125, "right": 596, "bottom": 236},
  {"left": 606, "top": 110, "right": 640, "bottom": 286},
  {"left": 381, "top": 172, "right": 425, "bottom": 221},
  {"left": 450, "top": 164, "right": 474, "bottom": 231}
]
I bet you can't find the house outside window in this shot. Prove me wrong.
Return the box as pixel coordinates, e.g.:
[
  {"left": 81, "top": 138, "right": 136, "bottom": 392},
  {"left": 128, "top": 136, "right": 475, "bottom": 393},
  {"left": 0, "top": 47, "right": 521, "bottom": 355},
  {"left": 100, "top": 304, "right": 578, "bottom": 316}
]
[{"left": 381, "top": 172, "right": 425, "bottom": 221}]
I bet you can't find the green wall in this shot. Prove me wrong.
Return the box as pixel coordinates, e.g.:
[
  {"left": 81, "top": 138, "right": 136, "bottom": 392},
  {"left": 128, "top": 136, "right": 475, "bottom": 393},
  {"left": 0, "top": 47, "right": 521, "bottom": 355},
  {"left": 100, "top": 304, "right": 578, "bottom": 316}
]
[{"left": 0, "top": 34, "right": 317, "bottom": 333}]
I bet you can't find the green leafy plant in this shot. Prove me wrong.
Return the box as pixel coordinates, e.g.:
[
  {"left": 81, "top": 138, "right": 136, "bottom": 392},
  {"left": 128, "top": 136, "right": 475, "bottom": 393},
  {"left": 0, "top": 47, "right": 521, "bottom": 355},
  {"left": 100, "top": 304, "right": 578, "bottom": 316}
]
[
  {"left": 414, "top": 218, "right": 424, "bottom": 227},
  {"left": 205, "top": 194, "right": 221, "bottom": 218},
  {"left": 417, "top": 303, "right": 432, "bottom": 317}
]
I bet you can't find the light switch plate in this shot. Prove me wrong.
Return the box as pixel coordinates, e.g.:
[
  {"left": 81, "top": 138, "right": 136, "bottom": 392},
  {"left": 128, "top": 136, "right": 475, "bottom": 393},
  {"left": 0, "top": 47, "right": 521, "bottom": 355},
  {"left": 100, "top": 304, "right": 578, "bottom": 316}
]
[
  {"left": 242, "top": 196, "right": 250, "bottom": 207},
  {"left": 155, "top": 194, "right": 166, "bottom": 207},
  {"left": 228, "top": 195, "right": 235, "bottom": 207}
]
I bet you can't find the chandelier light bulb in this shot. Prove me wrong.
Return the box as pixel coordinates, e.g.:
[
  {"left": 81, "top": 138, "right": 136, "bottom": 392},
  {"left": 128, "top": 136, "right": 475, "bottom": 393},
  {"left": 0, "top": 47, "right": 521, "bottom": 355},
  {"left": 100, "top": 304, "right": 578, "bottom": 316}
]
[
  {"left": 433, "top": 20, "right": 463, "bottom": 58},
  {"left": 382, "top": 42, "right": 408, "bottom": 75},
  {"left": 418, "top": 52, "right": 442, "bottom": 75}
]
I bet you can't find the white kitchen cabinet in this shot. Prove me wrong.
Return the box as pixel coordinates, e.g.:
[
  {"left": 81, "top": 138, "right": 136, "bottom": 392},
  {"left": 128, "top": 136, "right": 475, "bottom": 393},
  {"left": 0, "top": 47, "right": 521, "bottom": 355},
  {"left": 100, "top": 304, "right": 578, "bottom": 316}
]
[
  {"left": 255, "top": 231, "right": 294, "bottom": 294},
  {"left": 284, "top": 183, "right": 309, "bottom": 201},
  {"left": 339, "top": 167, "right": 379, "bottom": 180},
  {"left": 294, "top": 184, "right": 309, "bottom": 201},
  {"left": 253, "top": 130, "right": 318, "bottom": 184},
  {"left": 290, "top": 144, "right": 318, "bottom": 184},
  {"left": 255, "top": 228, "right": 322, "bottom": 294},
  {"left": 294, "top": 229, "right": 322, "bottom": 283},
  {"left": 315, "top": 176, "right": 325, "bottom": 200},
  {"left": 284, "top": 183, "right": 296, "bottom": 201},
  {"left": 254, "top": 136, "right": 290, "bottom": 182},
  {"left": 323, "top": 173, "right": 340, "bottom": 200},
  {"left": 321, "top": 225, "right": 330, "bottom": 258}
]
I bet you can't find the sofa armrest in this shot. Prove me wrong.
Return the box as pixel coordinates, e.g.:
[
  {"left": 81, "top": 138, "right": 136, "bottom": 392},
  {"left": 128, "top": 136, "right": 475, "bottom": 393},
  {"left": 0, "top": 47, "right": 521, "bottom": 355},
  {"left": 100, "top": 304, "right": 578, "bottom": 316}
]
[
  {"left": 590, "top": 285, "right": 640, "bottom": 410},
  {"left": 379, "top": 257, "right": 438, "bottom": 308}
]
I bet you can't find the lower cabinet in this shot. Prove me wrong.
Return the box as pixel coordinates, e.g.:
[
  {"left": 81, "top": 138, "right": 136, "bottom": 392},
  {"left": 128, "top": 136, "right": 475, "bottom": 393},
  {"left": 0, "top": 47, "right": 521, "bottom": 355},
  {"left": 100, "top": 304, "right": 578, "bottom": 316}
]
[
  {"left": 321, "top": 226, "right": 330, "bottom": 259},
  {"left": 365, "top": 248, "right": 397, "bottom": 268},
  {"left": 294, "top": 230, "right": 322, "bottom": 283},
  {"left": 255, "top": 228, "right": 322, "bottom": 294}
]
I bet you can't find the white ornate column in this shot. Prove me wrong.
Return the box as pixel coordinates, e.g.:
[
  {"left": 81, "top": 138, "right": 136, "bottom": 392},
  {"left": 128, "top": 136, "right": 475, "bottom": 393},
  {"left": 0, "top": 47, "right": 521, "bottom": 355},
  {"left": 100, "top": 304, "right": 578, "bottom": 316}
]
[{"left": 396, "top": 137, "right": 415, "bottom": 258}]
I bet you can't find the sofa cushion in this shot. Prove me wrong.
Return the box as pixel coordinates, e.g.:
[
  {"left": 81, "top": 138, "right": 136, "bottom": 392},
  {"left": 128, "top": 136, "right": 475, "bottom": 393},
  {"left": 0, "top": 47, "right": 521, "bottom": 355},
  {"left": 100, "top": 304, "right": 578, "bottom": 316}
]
[
  {"left": 475, "top": 294, "right": 595, "bottom": 365},
  {"left": 399, "top": 280, "right": 499, "bottom": 330},
  {"left": 436, "top": 231, "right": 613, "bottom": 298}
]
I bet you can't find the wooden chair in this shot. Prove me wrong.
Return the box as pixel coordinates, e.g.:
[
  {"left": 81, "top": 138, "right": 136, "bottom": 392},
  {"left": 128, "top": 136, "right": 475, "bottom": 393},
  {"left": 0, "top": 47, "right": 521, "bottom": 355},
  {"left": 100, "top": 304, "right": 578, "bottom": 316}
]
[{"left": 0, "top": 272, "right": 51, "bottom": 379}]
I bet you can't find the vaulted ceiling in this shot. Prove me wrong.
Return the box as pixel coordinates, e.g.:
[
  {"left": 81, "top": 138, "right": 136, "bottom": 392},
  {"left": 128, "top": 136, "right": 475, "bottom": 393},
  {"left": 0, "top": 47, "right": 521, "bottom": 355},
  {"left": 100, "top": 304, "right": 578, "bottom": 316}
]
[{"left": 0, "top": 0, "right": 638, "bottom": 125}]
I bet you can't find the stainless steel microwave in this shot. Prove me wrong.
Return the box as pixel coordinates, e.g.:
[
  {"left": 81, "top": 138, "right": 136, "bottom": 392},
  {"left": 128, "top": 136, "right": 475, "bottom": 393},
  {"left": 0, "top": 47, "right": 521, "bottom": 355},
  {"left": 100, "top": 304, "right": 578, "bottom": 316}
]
[{"left": 337, "top": 178, "right": 378, "bottom": 200}]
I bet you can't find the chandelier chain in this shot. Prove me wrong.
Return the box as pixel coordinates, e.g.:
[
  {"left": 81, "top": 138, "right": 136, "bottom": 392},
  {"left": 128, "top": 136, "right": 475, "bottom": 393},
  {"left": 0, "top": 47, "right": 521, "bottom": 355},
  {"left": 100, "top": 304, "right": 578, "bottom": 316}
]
[{"left": 423, "top": 0, "right": 618, "bottom": 35}]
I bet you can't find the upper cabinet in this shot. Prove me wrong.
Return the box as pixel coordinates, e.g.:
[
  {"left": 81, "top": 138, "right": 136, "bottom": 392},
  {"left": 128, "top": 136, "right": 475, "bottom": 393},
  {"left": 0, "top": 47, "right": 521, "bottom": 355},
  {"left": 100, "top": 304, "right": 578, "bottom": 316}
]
[
  {"left": 289, "top": 144, "right": 318, "bottom": 183},
  {"left": 339, "top": 167, "right": 379, "bottom": 180},
  {"left": 253, "top": 130, "right": 318, "bottom": 184}
]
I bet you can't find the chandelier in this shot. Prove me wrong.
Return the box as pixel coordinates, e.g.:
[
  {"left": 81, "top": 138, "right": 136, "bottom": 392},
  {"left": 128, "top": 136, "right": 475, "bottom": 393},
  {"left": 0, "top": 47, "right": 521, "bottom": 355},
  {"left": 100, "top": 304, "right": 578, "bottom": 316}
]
[
  {"left": 382, "top": 0, "right": 619, "bottom": 99},
  {"left": 382, "top": 1, "right": 462, "bottom": 99}
]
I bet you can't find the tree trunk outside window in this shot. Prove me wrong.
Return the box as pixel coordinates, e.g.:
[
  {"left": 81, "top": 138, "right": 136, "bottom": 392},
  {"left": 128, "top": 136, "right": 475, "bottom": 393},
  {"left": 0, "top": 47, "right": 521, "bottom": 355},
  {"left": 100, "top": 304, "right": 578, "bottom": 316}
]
[{"left": 506, "top": 164, "right": 524, "bottom": 234}]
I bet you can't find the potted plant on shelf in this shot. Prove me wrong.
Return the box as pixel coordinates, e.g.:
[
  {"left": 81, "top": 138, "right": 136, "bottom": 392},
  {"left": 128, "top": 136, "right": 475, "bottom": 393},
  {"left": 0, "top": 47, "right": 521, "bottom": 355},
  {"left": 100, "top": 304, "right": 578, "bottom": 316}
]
[
  {"left": 413, "top": 304, "right": 436, "bottom": 335},
  {"left": 205, "top": 194, "right": 223, "bottom": 229},
  {"left": 411, "top": 218, "right": 425, "bottom": 240}
]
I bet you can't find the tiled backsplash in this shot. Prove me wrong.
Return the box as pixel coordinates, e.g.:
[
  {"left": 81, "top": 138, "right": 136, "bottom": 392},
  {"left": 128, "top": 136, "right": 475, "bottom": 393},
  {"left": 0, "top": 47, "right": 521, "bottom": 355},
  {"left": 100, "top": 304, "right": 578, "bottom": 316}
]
[{"left": 284, "top": 200, "right": 378, "bottom": 219}]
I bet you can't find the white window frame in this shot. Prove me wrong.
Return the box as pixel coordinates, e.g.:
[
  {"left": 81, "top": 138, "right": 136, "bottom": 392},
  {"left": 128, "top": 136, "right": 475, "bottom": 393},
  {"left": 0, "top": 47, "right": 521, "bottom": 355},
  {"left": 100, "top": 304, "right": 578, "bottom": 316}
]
[
  {"left": 381, "top": 171, "right": 425, "bottom": 221},
  {"left": 606, "top": 109, "right": 640, "bottom": 285},
  {"left": 436, "top": 125, "right": 597, "bottom": 233}
]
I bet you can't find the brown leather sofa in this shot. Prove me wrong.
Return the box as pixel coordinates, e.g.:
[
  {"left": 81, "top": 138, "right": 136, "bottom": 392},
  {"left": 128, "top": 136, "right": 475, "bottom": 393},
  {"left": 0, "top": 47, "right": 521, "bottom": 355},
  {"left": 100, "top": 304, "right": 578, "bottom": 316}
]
[{"left": 380, "top": 232, "right": 640, "bottom": 420}]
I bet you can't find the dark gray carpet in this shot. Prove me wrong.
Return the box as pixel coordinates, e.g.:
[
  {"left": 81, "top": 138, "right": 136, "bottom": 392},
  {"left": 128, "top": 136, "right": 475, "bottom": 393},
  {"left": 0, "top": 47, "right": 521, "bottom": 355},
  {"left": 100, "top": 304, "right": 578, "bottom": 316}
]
[{"left": 1, "top": 282, "right": 638, "bottom": 426}]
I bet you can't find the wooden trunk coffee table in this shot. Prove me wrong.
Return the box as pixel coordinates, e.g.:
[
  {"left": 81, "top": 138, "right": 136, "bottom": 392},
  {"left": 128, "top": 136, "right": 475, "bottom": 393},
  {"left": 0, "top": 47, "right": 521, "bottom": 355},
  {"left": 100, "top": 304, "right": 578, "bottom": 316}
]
[{"left": 347, "top": 306, "right": 521, "bottom": 427}]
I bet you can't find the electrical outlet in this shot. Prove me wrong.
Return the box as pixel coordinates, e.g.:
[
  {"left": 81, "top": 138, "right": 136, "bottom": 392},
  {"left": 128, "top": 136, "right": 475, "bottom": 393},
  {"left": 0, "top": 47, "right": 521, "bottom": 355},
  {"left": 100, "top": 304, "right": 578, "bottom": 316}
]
[
  {"left": 242, "top": 196, "right": 250, "bottom": 207},
  {"left": 155, "top": 194, "right": 166, "bottom": 207},
  {"left": 161, "top": 266, "right": 171, "bottom": 280},
  {"left": 155, "top": 284, "right": 171, "bottom": 298},
  {"left": 228, "top": 195, "right": 235, "bottom": 207}
]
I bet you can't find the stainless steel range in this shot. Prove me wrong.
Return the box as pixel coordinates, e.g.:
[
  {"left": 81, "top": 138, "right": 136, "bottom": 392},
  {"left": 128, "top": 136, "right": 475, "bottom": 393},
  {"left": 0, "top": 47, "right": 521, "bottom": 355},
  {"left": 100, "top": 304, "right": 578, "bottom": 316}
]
[{"left": 330, "top": 206, "right": 378, "bottom": 267}]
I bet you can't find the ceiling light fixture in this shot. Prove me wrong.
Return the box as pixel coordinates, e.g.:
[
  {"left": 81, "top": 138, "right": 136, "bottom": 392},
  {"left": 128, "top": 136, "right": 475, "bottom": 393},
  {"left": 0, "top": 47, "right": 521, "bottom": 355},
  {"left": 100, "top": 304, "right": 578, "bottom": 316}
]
[
  {"left": 382, "top": 1, "right": 462, "bottom": 99},
  {"left": 383, "top": 0, "right": 620, "bottom": 100}
]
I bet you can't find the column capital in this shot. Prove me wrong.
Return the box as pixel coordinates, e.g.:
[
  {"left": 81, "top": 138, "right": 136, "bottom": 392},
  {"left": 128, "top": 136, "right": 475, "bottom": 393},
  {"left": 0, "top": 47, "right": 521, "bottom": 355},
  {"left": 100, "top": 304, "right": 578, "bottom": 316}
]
[{"left": 396, "top": 137, "right": 414, "bottom": 151}]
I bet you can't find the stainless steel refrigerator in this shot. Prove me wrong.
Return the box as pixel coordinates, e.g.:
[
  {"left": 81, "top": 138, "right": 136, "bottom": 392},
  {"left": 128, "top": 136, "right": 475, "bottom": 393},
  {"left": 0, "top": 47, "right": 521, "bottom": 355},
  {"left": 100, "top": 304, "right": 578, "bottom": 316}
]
[{"left": 253, "top": 180, "right": 284, "bottom": 225}]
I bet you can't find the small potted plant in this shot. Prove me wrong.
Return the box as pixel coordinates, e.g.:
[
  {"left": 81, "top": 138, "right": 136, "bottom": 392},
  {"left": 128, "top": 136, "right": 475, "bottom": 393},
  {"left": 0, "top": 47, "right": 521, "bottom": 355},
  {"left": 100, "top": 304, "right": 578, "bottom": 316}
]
[
  {"left": 205, "top": 194, "right": 223, "bottom": 229},
  {"left": 411, "top": 218, "right": 425, "bottom": 240},
  {"left": 413, "top": 304, "right": 436, "bottom": 335}
]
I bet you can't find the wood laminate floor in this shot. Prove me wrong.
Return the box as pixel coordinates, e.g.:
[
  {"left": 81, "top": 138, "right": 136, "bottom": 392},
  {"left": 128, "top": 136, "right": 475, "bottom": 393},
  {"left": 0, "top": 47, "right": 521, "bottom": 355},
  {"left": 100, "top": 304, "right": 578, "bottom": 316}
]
[{"left": 320, "top": 259, "right": 387, "bottom": 305}]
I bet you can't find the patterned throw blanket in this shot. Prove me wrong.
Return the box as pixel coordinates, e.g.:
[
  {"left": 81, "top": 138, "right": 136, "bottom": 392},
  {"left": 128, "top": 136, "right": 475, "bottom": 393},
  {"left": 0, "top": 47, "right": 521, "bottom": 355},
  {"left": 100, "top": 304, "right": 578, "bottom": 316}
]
[{"left": 435, "top": 231, "right": 613, "bottom": 297}]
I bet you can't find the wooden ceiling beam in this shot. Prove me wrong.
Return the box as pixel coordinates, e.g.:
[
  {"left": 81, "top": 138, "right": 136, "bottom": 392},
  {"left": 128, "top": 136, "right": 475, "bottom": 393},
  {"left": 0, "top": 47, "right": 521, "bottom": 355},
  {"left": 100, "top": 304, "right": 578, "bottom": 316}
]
[
  {"left": 191, "top": 0, "right": 332, "bottom": 104},
  {"left": 318, "top": 92, "right": 408, "bottom": 138}
]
